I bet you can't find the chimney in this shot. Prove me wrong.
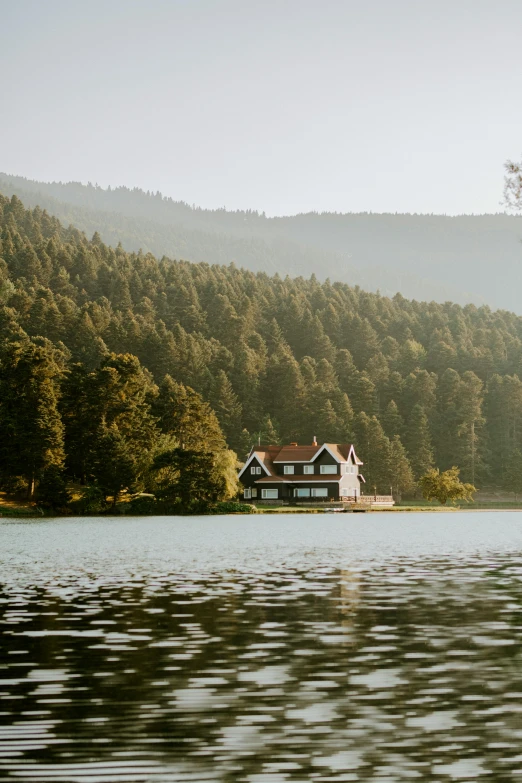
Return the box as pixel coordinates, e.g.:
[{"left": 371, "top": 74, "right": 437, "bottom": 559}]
[
  {"left": 290, "top": 442, "right": 298, "bottom": 447},
  {"left": 313, "top": 435, "right": 317, "bottom": 446}
]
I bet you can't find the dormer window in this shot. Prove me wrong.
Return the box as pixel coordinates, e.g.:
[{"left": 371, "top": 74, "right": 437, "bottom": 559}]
[
  {"left": 284, "top": 465, "right": 295, "bottom": 474},
  {"left": 320, "top": 465, "right": 337, "bottom": 474}
]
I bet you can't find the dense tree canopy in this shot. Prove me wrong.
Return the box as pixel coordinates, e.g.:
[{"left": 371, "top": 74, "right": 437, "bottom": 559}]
[{"left": 2, "top": 192, "right": 522, "bottom": 497}]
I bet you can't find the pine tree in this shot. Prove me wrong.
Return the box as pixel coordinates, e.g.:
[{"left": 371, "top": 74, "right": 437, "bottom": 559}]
[
  {"left": 92, "top": 424, "right": 139, "bottom": 507},
  {"left": 261, "top": 351, "right": 306, "bottom": 442},
  {"left": 209, "top": 370, "right": 243, "bottom": 450},
  {"left": 503, "top": 449, "right": 522, "bottom": 500},
  {"left": 404, "top": 404, "right": 434, "bottom": 481},
  {"left": 316, "top": 400, "right": 339, "bottom": 442},
  {"left": 154, "top": 375, "right": 226, "bottom": 451},
  {"left": 0, "top": 341, "right": 65, "bottom": 497},
  {"left": 36, "top": 465, "right": 71, "bottom": 510},
  {"left": 151, "top": 448, "right": 228, "bottom": 511},
  {"left": 335, "top": 349, "right": 357, "bottom": 392},
  {"left": 255, "top": 414, "right": 281, "bottom": 445},
  {"left": 333, "top": 393, "right": 354, "bottom": 442},
  {"left": 389, "top": 435, "right": 415, "bottom": 500},
  {"left": 350, "top": 371, "right": 376, "bottom": 416},
  {"left": 353, "top": 413, "right": 392, "bottom": 494},
  {"left": 456, "top": 371, "right": 485, "bottom": 486},
  {"left": 381, "top": 400, "right": 404, "bottom": 439}
]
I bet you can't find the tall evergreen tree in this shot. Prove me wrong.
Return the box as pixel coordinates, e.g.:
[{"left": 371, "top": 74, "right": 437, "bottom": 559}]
[
  {"left": 389, "top": 435, "right": 415, "bottom": 500},
  {"left": 209, "top": 370, "right": 243, "bottom": 450},
  {"left": 0, "top": 341, "right": 65, "bottom": 497},
  {"left": 154, "top": 375, "right": 225, "bottom": 451},
  {"left": 404, "top": 404, "right": 434, "bottom": 481},
  {"left": 381, "top": 399, "right": 404, "bottom": 440},
  {"left": 503, "top": 449, "right": 522, "bottom": 500}
]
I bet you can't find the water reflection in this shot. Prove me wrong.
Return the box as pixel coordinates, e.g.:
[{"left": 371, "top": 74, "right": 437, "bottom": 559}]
[{"left": 2, "top": 514, "right": 522, "bottom": 780}]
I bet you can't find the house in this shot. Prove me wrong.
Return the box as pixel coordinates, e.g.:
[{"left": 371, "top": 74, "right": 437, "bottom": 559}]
[{"left": 238, "top": 440, "right": 365, "bottom": 502}]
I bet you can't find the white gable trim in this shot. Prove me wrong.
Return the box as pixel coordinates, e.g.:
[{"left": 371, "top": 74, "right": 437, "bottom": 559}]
[
  {"left": 347, "top": 444, "right": 363, "bottom": 465},
  {"left": 238, "top": 451, "right": 271, "bottom": 480},
  {"left": 310, "top": 444, "right": 343, "bottom": 463}
]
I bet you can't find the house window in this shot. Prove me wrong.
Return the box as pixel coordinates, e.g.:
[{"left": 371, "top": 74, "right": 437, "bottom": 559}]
[
  {"left": 311, "top": 488, "right": 328, "bottom": 497},
  {"left": 251, "top": 466, "right": 256, "bottom": 475},
  {"left": 284, "top": 465, "right": 295, "bottom": 474},
  {"left": 320, "top": 464, "right": 337, "bottom": 474},
  {"left": 251, "top": 488, "right": 258, "bottom": 498},
  {"left": 262, "top": 489, "right": 278, "bottom": 499},
  {"left": 341, "top": 487, "right": 355, "bottom": 496},
  {"left": 303, "top": 465, "right": 314, "bottom": 474},
  {"left": 294, "top": 488, "right": 311, "bottom": 497},
  {"left": 251, "top": 466, "right": 262, "bottom": 475},
  {"left": 243, "top": 488, "right": 251, "bottom": 499}
]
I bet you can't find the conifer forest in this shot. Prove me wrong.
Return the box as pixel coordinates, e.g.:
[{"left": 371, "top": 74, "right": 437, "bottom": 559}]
[{"left": 1, "top": 192, "right": 522, "bottom": 508}]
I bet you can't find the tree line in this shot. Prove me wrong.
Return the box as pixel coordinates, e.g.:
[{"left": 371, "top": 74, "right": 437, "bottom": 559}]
[
  {"left": 2, "top": 192, "right": 522, "bottom": 502},
  {"left": 0, "top": 340, "right": 238, "bottom": 512}
]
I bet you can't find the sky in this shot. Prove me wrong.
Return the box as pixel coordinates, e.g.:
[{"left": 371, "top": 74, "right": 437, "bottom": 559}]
[{"left": 2, "top": 0, "right": 522, "bottom": 216}]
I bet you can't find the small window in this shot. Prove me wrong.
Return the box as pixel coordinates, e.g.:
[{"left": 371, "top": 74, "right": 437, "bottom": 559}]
[
  {"left": 262, "top": 488, "right": 278, "bottom": 499},
  {"left": 251, "top": 488, "right": 258, "bottom": 498},
  {"left": 311, "top": 488, "right": 328, "bottom": 497},
  {"left": 257, "top": 467, "right": 262, "bottom": 475},
  {"left": 251, "top": 466, "right": 257, "bottom": 475},
  {"left": 284, "top": 465, "right": 295, "bottom": 474},
  {"left": 320, "top": 464, "right": 337, "bottom": 474},
  {"left": 294, "top": 487, "right": 311, "bottom": 497},
  {"left": 303, "top": 465, "right": 314, "bottom": 474},
  {"left": 243, "top": 488, "right": 251, "bottom": 499}
]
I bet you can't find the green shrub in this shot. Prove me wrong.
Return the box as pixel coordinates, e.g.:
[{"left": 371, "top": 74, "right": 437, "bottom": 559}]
[
  {"left": 211, "top": 501, "right": 256, "bottom": 514},
  {"left": 0, "top": 475, "right": 29, "bottom": 497},
  {"left": 69, "top": 484, "right": 107, "bottom": 515},
  {"left": 36, "top": 466, "right": 71, "bottom": 511},
  {"left": 129, "top": 496, "right": 158, "bottom": 515}
]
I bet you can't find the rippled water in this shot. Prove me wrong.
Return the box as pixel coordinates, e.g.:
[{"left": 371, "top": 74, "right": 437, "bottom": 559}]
[{"left": 3, "top": 513, "right": 522, "bottom": 781}]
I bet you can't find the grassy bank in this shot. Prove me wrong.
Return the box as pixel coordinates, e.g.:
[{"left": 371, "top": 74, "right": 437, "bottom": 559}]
[{"left": 3, "top": 492, "right": 522, "bottom": 517}]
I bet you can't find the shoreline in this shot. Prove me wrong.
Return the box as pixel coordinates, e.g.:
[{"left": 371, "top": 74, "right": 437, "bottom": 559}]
[{"left": 3, "top": 505, "right": 522, "bottom": 518}]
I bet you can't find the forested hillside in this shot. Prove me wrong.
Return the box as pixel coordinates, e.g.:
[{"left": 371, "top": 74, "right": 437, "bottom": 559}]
[
  {"left": 3, "top": 173, "right": 522, "bottom": 312},
  {"left": 2, "top": 193, "right": 522, "bottom": 502}
]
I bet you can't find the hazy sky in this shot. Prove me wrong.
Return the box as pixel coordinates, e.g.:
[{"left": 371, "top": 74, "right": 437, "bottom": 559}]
[{"left": 2, "top": 0, "right": 522, "bottom": 215}]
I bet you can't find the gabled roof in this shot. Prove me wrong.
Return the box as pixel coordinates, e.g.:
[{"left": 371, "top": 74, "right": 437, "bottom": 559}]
[
  {"left": 238, "top": 448, "right": 278, "bottom": 480},
  {"left": 239, "top": 443, "right": 363, "bottom": 474},
  {"left": 310, "top": 443, "right": 363, "bottom": 465}
]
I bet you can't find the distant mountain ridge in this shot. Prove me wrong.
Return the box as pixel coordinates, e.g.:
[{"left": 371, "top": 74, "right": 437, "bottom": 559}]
[{"left": 1, "top": 172, "right": 522, "bottom": 311}]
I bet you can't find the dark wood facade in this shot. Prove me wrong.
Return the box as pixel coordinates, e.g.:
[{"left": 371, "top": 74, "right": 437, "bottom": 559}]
[{"left": 239, "top": 443, "right": 363, "bottom": 502}]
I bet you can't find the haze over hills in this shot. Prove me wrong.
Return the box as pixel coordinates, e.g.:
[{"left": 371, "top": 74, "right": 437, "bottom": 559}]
[{"left": 2, "top": 173, "right": 522, "bottom": 313}]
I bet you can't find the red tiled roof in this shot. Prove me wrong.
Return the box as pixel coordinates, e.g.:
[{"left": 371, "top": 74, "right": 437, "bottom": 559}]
[{"left": 273, "top": 445, "right": 321, "bottom": 462}]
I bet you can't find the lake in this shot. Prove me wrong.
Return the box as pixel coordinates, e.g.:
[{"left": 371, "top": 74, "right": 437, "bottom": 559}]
[{"left": 2, "top": 513, "right": 522, "bottom": 781}]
